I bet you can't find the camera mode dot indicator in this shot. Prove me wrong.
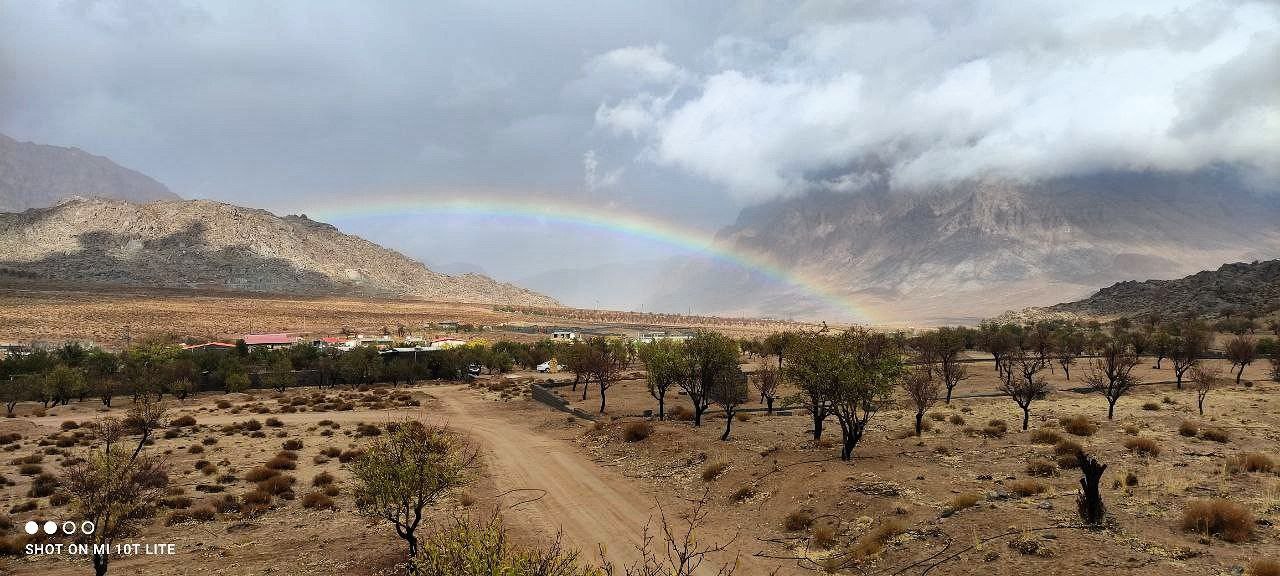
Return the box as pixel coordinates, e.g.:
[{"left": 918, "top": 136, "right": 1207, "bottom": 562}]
[
  {"left": 24, "top": 521, "right": 38, "bottom": 535},
  {"left": 43, "top": 521, "right": 58, "bottom": 535}
]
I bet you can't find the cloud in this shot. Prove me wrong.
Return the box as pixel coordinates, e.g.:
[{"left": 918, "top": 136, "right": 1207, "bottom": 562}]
[{"left": 595, "top": 0, "right": 1280, "bottom": 200}]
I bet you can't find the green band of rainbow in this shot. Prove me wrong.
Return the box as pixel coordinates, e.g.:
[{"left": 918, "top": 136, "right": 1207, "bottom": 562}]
[{"left": 308, "top": 194, "right": 870, "bottom": 322}]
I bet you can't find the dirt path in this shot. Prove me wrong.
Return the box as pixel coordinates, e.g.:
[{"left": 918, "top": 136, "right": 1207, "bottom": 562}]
[{"left": 431, "top": 386, "right": 656, "bottom": 568}]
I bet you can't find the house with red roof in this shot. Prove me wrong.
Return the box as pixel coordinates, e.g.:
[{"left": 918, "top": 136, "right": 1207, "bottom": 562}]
[
  {"left": 181, "top": 342, "right": 237, "bottom": 352},
  {"left": 241, "top": 333, "right": 297, "bottom": 350}
]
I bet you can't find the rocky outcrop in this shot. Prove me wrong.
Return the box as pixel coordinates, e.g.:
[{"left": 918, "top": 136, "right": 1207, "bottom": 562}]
[{"left": 0, "top": 133, "right": 179, "bottom": 212}]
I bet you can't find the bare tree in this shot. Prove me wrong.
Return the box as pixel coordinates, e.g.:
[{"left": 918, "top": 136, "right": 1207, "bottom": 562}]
[
  {"left": 1170, "top": 327, "right": 1208, "bottom": 389},
  {"left": 585, "top": 337, "right": 628, "bottom": 414},
  {"left": 351, "top": 420, "right": 479, "bottom": 573},
  {"left": 1189, "top": 364, "right": 1222, "bottom": 416},
  {"left": 1085, "top": 340, "right": 1142, "bottom": 420},
  {"left": 610, "top": 491, "right": 737, "bottom": 576},
  {"left": 1056, "top": 329, "right": 1085, "bottom": 380},
  {"left": 752, "top": 364, "right": 781, "bottom": 415},
  {"left": 901, "top": 368, "right": 940, "bottom": 436},
  {"left": 122, "top": 395, "right": 166, "bottom": 459},
  {"left": 999, "top": 350, "right": 1051, "bottom": 431},
  {"left": 62, "top": 417, "right": 169, "bottom": 576},
  {"left": 709, "top": 370, "right": 748, "bottom": 440},
  {"left": 1224, "top": 335, "right": 1257, "bottom": 384},
  {"left": 1076, "top": 451, "right": 1107, "bottom": 525}
]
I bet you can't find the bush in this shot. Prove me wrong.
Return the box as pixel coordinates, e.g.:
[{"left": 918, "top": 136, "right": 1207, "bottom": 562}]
[
  {"left": 321, "top": 447, "right": 342, "bottom": 458},
  {"left": 301, "top": 491, "right": 336, "bottom": 510},
  {"left": 669, "top": 405, "right": 694, "bottom": 421},
  {"left": 266, "top": 455, "right": 297, "bottom": 470},
  {"left": 852, "top": 519, "right": 907, "bottom": 558},
  {"left": 1178, "top": 421, "right": 1199, "bottom": 437},
  {"left": 189, "top": 505, "right": 216, "bottom": 521},
  {"left": 266, "top": 418, "right": 284, "bottom": 428},
  {"left": 622, "top": 422, "right": 652, "bottom": 442},
  {"left": 783, "top": 509, "right": 814, "bottom": 531},
  {"left": 1056, "top": 452, "right": 1080, "bottom": 469},
  {"left": 948, "top": 414, "right": 965, "bottom": 426},
  {"left": 164, "top": 510, "right": 192, "bottom": 526},
  {"left": 1226, "top": 453, "right": 1276, "bottom": 474},
  {"left": 1007, "top": 479, "right": 1046, "bottom": 497},
  {"left": 811, "top": 523, "right": 838, "bottom": 549},
  {"left": 188, "top": 445, "right": 204, "bottom": 454},
  {"left": 257, "top": 474, "right": 296, "bottom": 496},
  {"left": 1200, "top": 428, "right": 1231, "bottom": 443},
  {"left": 18, "top": 464, "right": 42, "bottom": 476},
  {"left": 60, "top": 420, "right": 79, "bottom": 430},
  {"left": 417, "top": 515, "right": 598, "bottom": 575},
  {"left": 202, "top": 436, "right": 218, "bottom": 445},
  {"left": 729, "top": 486, "right": 756, "bottom": 503},
  {"left": 241, "top": 490, "right": 272, "bottom": 506},
  {"left": 338, "top": 449, "right": 364, "bottom": 463},
  {"left": 48, "top": 492, "right": 71, "bottom": 507},
  {"left": 162, "top": 495, "right": 194, "bottom": 509},
  {"left": 215, "top": 400, "right": 233, "bottom": 409},
  {"left": 244, "top": 419, "right": 262, "bottom": 432},
  {"left": 1249, "top": 559, "right": 1280, "bottom": 576},
  {"left": 1141, "top": 402, "right": 1160, "bottom": 411},
  {"left": 27, "top": 473, "right": 58, "bottom": 498},
  {"left": 1054, "top": 439, "right": 1082, "bottom": 456},
  {"left": 1060, "top": 415, "right": 1098, "bottom": 436},
  {"left": 1182, "top": 499, "right": 1253, "bottom": 542},
  {"left": 1125, "top": 471, "right": 1139, "bottom": 486},
  {"left": 312, "top": 471, "right": 335, "bottom": 487},
  {"left": 982, "top": 419, "right": 1008, "bottom": 438},
  {"left": 1026, "top": 459, "right": 1056, "bottom": 477},
  {"left": 244, "top": 467, "right": 279, "bottom": 482},
  {"left": 171, "top": 415, "right": 197, "bottom": 427},
  {"left": 943, "top": 493, "right": 982, "bottom": 516},
  {"left": 282, "top": 439, "right": 303, "bottom": 451},
  {"left": 1030, "top": 429, "right": 1061, "bottom": 445},
  {"left": 8, "top": 501, "right": 36, "bottom": 514},
  {"left": 1123, "top": 437, "right": 1160, "bottom": 457},
  {"left": 1123, "top": 423, "right": 1141, "bottom": 435},
  {"left": 701, "top": 462, "right": 728, "bottom": 482}
]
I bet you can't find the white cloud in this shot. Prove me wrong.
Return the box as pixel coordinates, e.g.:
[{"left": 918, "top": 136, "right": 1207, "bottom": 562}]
[{"left": 601, "top": 0, "right": 1280, "bottom": 200}]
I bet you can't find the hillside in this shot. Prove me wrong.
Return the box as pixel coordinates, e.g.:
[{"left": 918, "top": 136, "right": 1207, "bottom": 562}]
[
  {"left": 0, "top": 133, "right": 179, "bottom": 211},
  {"left": 0, "top": 198, "right": 558, "bottom": 306},
  {"left": 1005, "top": 259, "right": 1280, "bottom": 322},
  {"left": 653, "top": 170, "right": 1280, "bottom": 324}
]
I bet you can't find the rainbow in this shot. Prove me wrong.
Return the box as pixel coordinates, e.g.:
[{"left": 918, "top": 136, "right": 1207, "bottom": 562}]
[{"left": 307, "top": 192, "right": 873, "bottom": 322}]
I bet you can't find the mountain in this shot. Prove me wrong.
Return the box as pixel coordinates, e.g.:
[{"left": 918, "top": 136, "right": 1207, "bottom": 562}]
[
  {"left": 0, "top": 133, "right": 180, "bottom": 211},
  {"left": 0, "top": 198, "right": 558, "bottom": 306},
  {"left": 1003, "top": 259, "right": 1280, "bottom": 322},
  {"left": 663, "top": 170, "right": 1280, "bottom": 325}
]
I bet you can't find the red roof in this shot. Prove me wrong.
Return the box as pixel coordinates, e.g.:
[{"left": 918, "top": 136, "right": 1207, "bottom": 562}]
[
  {"left": 320, "top": 337, "right": 346, "bottom": 344},
  {"left": 242, "top": 334, "right": 295, "bottom": 345},
  {"left": 182, "top": 342, "right": 236, "bottom": 350}
]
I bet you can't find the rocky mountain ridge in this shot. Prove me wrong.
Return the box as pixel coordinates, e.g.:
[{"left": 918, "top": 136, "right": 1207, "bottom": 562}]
[{"left": 0, "top": 133, "right": 179, "bottom": 211}]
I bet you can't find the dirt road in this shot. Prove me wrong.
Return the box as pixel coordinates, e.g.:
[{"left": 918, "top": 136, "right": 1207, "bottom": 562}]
[{"left": 431, "top": 386, "right": 656, "bottom": 568}]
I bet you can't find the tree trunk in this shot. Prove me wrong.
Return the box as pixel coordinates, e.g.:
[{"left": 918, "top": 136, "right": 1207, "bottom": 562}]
[
  {"left": 765, "top": 396, "right": 774, "bottom": 415},
  {"left": 1197, "top": 396, "right": 1205, "bottom": 416},
  {"left": 1021, "top": 406, "right": 1030, "bottom": 431},
  {"left": 598, "top": 388, "right": 607, "bottom": 414},
  {"left": 811, "top": 409, "right": 824, "bottom": 441},
  {"left": 721, "top": 411, "right": 733, "bottom": 441},
  {"left": 945, "top": 385, "right": 954, "bottom": 404},
  {"left": 693, "top": 402, "right": 704, "bottom": 427},
  {"left": 93, "top": 552, "right": 109, "bottom": 576},
  {"left": 1062, "top": 364, "right": 1071, "bottom": 380},
  {"left": 657, "top": 395, "right": 665, "bottom": 420},
  {"left": 915, "top": 411, "right": 925, "bottom": 436},
  {"left": 1236, "top": 364, "right": 1245, "bottom": 384},
  {"left": 581, "top": 382, "right": 589, "bottom": 401},
  {"left": 571, "top": 374, "right": 579, "bottom": 391},
  {"left": 1076, "top": 451, "right": 1107, "bottom": 525},
  {"left": 1107, "top": 399, "right": 1116, "bottom": 420}
]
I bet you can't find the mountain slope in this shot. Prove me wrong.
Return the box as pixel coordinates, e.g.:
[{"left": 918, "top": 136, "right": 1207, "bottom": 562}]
[
  {"left": 1011, "top": 259, "right": 1280, "bottom": 321},
  {"left": 0, "top": 198, "right": 558, "bottom": 306},
  {"left": 663, "top": 170, "right": 1280, "bottom": 324},
  {"left": 0, "top": 133, "right": 179, "bottom": 211}
]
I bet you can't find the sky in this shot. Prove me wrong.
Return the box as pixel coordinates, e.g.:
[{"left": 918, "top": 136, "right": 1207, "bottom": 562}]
[{"left": 2, "top": 0, "right": 1278, "bottom": 286}]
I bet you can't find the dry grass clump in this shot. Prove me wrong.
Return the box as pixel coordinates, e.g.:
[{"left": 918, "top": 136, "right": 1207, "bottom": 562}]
[
  {"left": 622, "top": 421, "right": 652, "bottom": 442},
  {"left": 1007, "top": 479, "right": 1047, "bottom": 497},
  {"left": 1141, "top": 402, "right": 1160, "bottom": 411},
  {"left": 783, "top": 509, "right": 815, "bottom": 531},
  {"left": 1025, "top": 459, "right": 1056, "bottom": 477},
  {"left": 301, "top": 491, "right": 336, "bottom": 510},
  {"left": 943, "top": 493, "right": 982, "bottom": 516},
  {"left": 1123, "top": 423, "right": 1141, "bottom": 435},
  {"left": 852, "top": 519, "right": 907, "bottom": 558},
  {"left": 1178, "top": 421, "right": 1199, "bottom": 437},
  {"left": 1181, "top": 499, "right": 1254, "bottom": 543},
  {"left": 241, "top": 490, "right": 272, "bottom": 506},
  {"left": 27, "top": 473, "right": 58, "bottom": 497},
  {"left": 668, "top": 405, "right": 695, "bottom": 421},
  {"left": 1249, "top": 559, "right": 1280, "bottom": 576},
  {"left": 1226, "top": 453, "right": 1275, "bottom": 474},
  {"left": 282, "top": 439, "right": 303, "bottom": 451},
  {"left": 256, "top": 474, "right": 296, "bottom": 496},
  {"left": 1123, "top": 436, "right": 1160, "bottom": 457},
  {"left": 1030, "top": 429, "right": 1061, "bottom": 445},
  {"left": 1053, "top": 439, "right": 1082, "bottom": 455},
  {"left": 187, "top": 445, "right": 204, "bottom": 454},
  {"left": 948, "top": 414, "right": 965, "bottom": 426},
  {"left": 729, "top": 485, "right": 756, "bottom": 503},
  {"left": 338, "top": 448, "right": 364, "bottom": 463},
  {"left": 1056, "top": 452, "right": 1080, "bottom": 469},
  {"left": 312, "top": 471, "right": 335, "bottom": 487},
  {"left": 810, "top": 523, "right": 838, "bottom": 549},
  {"left": 702, "top": 461, "right": 729, "bottom": 482},
  {"left": 244, "top": 466, "right": 279, "bottom": 482},
  {"left": 1200, "top": 427, "right": 1231, "bottom": 443},
  {"left": 266, "top": 453, "right": 297, "bottom": 470},
  {"left": 982, "top": 419, "right": 1008, "bottom": 438},
  {"left": 321, "top": 446, "right": 342, "bottom": 458},
  {"left": 1059, "top": 415, "right": 1098, "bottom": 437},
  {"left": 18, "top": 463, "right": 42, "bottom": 476},
  {"left": 171, "top": 415, "right": 197, "bottom": 427}
]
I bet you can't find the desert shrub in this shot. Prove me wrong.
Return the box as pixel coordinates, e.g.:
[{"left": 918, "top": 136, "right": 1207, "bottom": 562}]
[
  {"left": 215, "top": 400, "right": 232, "bottom": 409},
  {"left": 1201, "top": 428, "right": 1231, "bottom": 443},
  {"left": 1054, "top": 439, "right": 1083, "bottom": 456},
  {"left": 282, "top": 439, "right": 303, "bottom": 451},
  {"left": 266, "top": 417, "right": 284, "bottom": 428},
  {"left": 323, "top": 485, "right": 340, "bottom": 497},
  {"left": 163, "top": 429, "right": 181, "bottom": 439},
  {"left": 12, "top": 453, "right": 42, "bottom": 464},
  {"left": 811, "top": 523, "right": 838, "bottom": 549},
  {"left": 852, "top": 519, "right": 907, "bottom": 558},
  {"left": 266, "top": 455, "right": 297, "bottom": 470},
  {"left": 669, "top": 405, "right": 695, "bottom": 421},
  {"left": 18, "top": 464, "right": 42, "bottom": 476},
  {"left": 1226, "top": 453, "right": 1276, "bottom": 474},
  {"left": 202, "top": 436, "right": 218, "bottom": 445},
  {"left": 27, "top": 473, "right": 58, "bottom": 498},
  {"left": 701, "top": 461, "right": 729, "bottom": 481},
  {"left": 244, "top": 467, "right": 279, "bottom": 482},
  {"left": 622, "top": 422, "right": 652, "bottom": 442},
  {"left": 1125, "top": 471, "right": 1139, "bottom": 486},
  {"left": 210, "top": 494, "right": 240, "bottom": 513},
  {"left": 321, "top": 447, "right": 342, "bottom": 458},
  {"left": 54, "top": 436, "right": 75, "bottom": 448},
  {"left": 0, "top": 433, "right": 20, "bottom": 445},
  {"left": 1249, "top": 559, "right": 1280, "bottom": 576},
  {"left": 1123, "top": 423, "right": 1141, "bottom": 435},
  {"left": 171, "top": 415, "right": 197, "bottom": 427},
  {"left": 356, "top": 423, "right": 382, "bottom": 437},
  {"left": 8, "top": 501, "right": 36, "bottom": 514},
  {"left": 1056, "top": 452, "right": 1080, "bottom": 469},
  {"left": 783, "top": 509, "right": 815, "bottom": 531},
  {"left": 982, "top": 419, "right": 1008, "bottom": 438},
  {"left": 244, "top": 419, "right": 262, "bottom": 431},
  {"left": 198, "top": 462, "right": 218, "bottom": 476},
  {"left": 48, "top": 492, "right": 71, "bottom": 506},
  {"left": 1026, "top": 459, "right": 1056, "bottom": 477},
  {"left": 188, "top": 445, "right": 204, "bottom": 454},
  {"left": 1030, "top": 429, "right": 1061, "bottom": 445},
  {"left": 338, "top": 449, "right": 364, "bottom": 463},
  {"left": 729, "top": 485, "right": 756, "bottom": 503},
  {"left": 929, "top": 412, "right": 946, "bottom": 422},
  {"left": 948, "top": 414, "right": 965, "bottom": 426},
  {"left": 943, "top": 493, "right": 982, "bottom": 516},
  {"left": 302, "top": 491, "right": 336, "bottom": 510},
  {"left": 256, "top": 474, "right": 296, "bottom": 495},
  {"left": 162, "top": 495, "right": 194, "bottom": 509},
  {"left": 1141, "top": 402, "right": 1160, "bottom": 411},
  {"left": 164, "top": 510, "right": 192, "bottom": 526},
  {"left": 1181, "top": 499, "right": 1253, "bottom": 542},
  {"left": 1178, "top": 421, "right": 1199, "bottom": 437},
  {"left": 312, "top": 471, "right": 335, "bottom": 487},
  {"left": 241, "top": 490, "right": 271, "bottom": 506},
  {"left": 1008, "top": 479, "right": 1046, "bottom": 496},
  {"left": 1124, "top": 437, "right": 1160, "bottom": 457},
  {"left": 1060, "top": 415, "right": 1098, "bottom": 437},
  {"left": 189, "top": 505, "right": 216, "bottom": 521},
  {"left": 60, "top": 420, "right": 79, "bottom": 430}
]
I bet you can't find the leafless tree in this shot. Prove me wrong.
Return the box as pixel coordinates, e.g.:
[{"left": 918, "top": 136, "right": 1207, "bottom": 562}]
[
  {"left": 999, "top": 350, "right": 1051, "bottom": 431},
  {"left": 586, "top": 337, "right": 628, "bottom": 414},
  {"left": 709, "top": 371, "right": 748, "bottom": 441},
  {"left": 1224, "top": 335, "right": 1257, "bottom": 384},
  {"left": 1170, "top": 327, "right": 1208, "bottom": 389},
  {"left": 1189, "top": 364, "right": 1222, "bottom": 416},
  {"left": 122, "top": 395, "right": 166, "bottom": 459},
  {"left": 1076, "top": 451, "right": 1107, "bottom": 525},
  {"left": 901, "top": 368, "right": 941, "bottom": 436},
  {"left": 1085, "top": 340, "right": 1142, "bottom": 420},
  {"left": 752, "top": 364, "right": 781, "bottom": 415},
  {"left": 607, "top": 491, "right": 737, "bottom": 576}
]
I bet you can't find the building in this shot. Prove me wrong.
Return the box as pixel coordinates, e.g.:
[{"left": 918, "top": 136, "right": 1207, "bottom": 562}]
[
  {"left": 181, "top": 342, "right": 237, "bottom": 352},
  {"left": 550, "top": 331, "right": 577, "bottom": 340},
  {"left": 427, "top": 338, "right": 467, "bottom": 351},
  {"left": 638, "top": 331, "right": 693, "bottom": 344},
  {"left": 241, "top": 333, "right": 297, "bottom": 350}
]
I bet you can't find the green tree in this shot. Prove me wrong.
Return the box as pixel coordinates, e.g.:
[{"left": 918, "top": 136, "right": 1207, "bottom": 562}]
[
  {"left": 44, "top": 364, "right": 86, "bottom": 406},
  {"left": 788, "top": 329, "right": 903, "bottom": 459},
  {"left": 637, "top": 339, "right": 684, "bottom": 420},
  {"left": 1170, "top": 325, "right": 1209, "bottom": 389},
  {"left": 1224, "top": 335, "right": 1257, "bottom": 384},
  {"left": 351, "top": 420, "right": 478, "bottom": 572},
  {"left": 677, "top": 331, "right": 741, "bottom": 427},
  {"left": 264, "top": 357, "right": 294, "bottom": 392},
  {"left": 225, "top": 371, "right": 250, "bottom": 393},
  {"left": 708, "top": 364, "right": 747, "bottom": 440}
]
